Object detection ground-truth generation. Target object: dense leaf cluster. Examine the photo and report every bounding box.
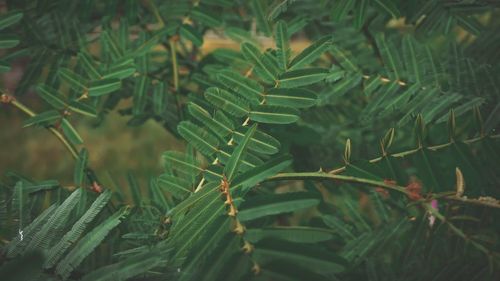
[1,1,499,281]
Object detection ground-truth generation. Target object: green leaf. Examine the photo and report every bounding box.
[204,164,224,182]
[6,204,58,257]
[81,249,165,281]
[354,0,368,29]
[289,36,331,70]
[369,190,389,223]
[216,70,263,103]
[162,151,202,175]
[153,82,166,115]
[102,64,136,80]
[238,192,320,221]
[24,180,60,193]
[265,88,316,108]
[101,30,122,60]
[74,148,88,186]
[331,0,354,22]
[217,146,263,172]
[0,10,23,30]
[253,240,346,274]
[178,121,220,157]
[402,35,421,84]
[44,190,112,269]
[133,28,173,57]
[12,181,26,229]
[375,34,402,80]
[15,48,49,95]
[249,105,300,124]
[168,183,223,247]
[56,208,130,280]
[22,110,60,127]
[233,126,280,155]
[0,60,10,72]
[245,226,334,243]
[37,84,67,110]
[127,172,142,207]
[373,0,400,18]
[26,189,82,252]
[0,35,20,48]
[251,0,272,36]
[88,78,121,97]
[322,215,356,241]
[61,118,83,145]
[187,103,232,139]
[171,182,220,219]
[275,20,290,71]
[148,177,170,211]
[225,27,258,45]
[241,42,279,82]
[205,87,250,117]
[77,52,101,80]
[68,100,97,118]
[133,75,149,115]
[277,68,328,88]
[456,14,482,36]
[232,154,291,191]
[191,8,221,27]
[180,24,203,47]
[157,174,192,198]
[224,124,257,181]
[268,0,296,21]
[178,218,231,281]
[59,68,88,92]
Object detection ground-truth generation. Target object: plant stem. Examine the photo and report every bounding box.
[147,0,165,28]
[423,202,491,256]
[1,93,78,159]
[170,40,179,92]
[169,39,184,122]
[269,172,409,195]
[269,171,500,209]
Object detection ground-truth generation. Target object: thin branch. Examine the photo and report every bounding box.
[269,171,500,209]
[423,202,493,256]
[1,93,78,159]
[269,172,410,195]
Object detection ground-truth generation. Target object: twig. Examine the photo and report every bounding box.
[269,171,500,210]
[268,172,410,195]
[1,92,78,159]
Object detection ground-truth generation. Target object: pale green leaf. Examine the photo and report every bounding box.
[289,36,332,70]
[61,118,83,145]
[277,68,328,88]
[88,78,121,97]
[249,105,299,124]
[205,87,250,117]
[178,121,220,157]
[224,124,257,181]
[265,88,316,108]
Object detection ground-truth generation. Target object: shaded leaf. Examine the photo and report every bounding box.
[238,192,320,221]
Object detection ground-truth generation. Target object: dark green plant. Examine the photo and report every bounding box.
[1,1,499,280]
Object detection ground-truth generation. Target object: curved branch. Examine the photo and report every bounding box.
[1,92,78,159]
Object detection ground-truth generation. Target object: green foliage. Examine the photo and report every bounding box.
[1,1,499,281]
